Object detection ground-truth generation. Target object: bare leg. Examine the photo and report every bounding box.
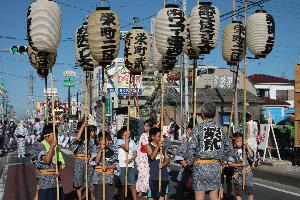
[76,187,83,200]
[195,191,205,200]
[236,196,242,200]
[33,184,39,200]
[129,185,137,200]
[248,194,254,200]
[90,187,95,200]
[209,190,219,200]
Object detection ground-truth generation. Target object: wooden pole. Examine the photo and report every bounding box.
[45,77,49,125]
[125,73,132,197]
[101,65,106,199]
[159,71,165,192]
[50,72,60,200]
[84,72,89,200]
[192,59,197,127]
[242,0,248,191]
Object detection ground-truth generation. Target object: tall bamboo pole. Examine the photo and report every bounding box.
[192,59,197,127]
[125,73,132,197]
[84,72,89,200]
[242,0,248,191]
[50,72,60,200]
[101,65,106,199]
[159,71,165,192]
[45,77,49,125]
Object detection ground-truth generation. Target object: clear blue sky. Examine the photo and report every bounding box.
[0,0,299,117]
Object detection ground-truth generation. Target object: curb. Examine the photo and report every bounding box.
[253,167,300,189]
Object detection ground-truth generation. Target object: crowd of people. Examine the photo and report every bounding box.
[1,102,261,200]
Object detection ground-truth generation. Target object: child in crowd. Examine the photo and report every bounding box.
[34,123,65,200]
[117,126,138,200]
[91,130,117,199]
[227,132,254,200]
[71,121,96,200]
[147,127,170,200]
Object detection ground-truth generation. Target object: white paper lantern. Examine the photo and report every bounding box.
[87,7,120,65]
[155,4,185,58]
[247,10,275,58]
[27,0,61,53]
[27,45,57,69]
[190,2,220,54]
[183,17,200,59]
[222,21,245,65]
[124,27,151,74]
[75,22,97,71]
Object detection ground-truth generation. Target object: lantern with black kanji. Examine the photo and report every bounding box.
[27,0,61,53]
[124,27,151,74]
[155,4,185,58]
[247,10,275,58]
[222,21,245,65]
[189,2,220,54]
[183,17,200,59]
[87,7,120,65]
[75,22,97,71]
[27,45,57,70]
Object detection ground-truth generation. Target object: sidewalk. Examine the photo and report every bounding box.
[253,159,300,189]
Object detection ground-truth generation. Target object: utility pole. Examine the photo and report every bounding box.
[183,0,190,130]
[28,71,35,120]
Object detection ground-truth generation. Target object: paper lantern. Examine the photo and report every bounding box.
[155,4,185,58]
[162,56,177,72]
[75,22,97,71]
[87,7,120,65]
[222,21,245,65]
[190,2,220,54]
[27,45,57,69]
[183,17,200,59]
[247,10,275,58]
[124,27,151,74]
[27,0,61,53]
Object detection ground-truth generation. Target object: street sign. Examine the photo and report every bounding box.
[63,70,76,77]
[105,96,111,116]
[63,71,76,87]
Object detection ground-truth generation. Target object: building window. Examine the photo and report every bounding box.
[276,90,288,101]
[258,89,270,98]
[288,90,294,100]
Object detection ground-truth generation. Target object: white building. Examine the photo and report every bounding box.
[248,74,295,107]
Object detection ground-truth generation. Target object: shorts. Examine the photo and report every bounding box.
[38,187,65,200]
[119,167,136,186]
[94,183,115,199]
[234,184,254,196]
[148,180,168,198]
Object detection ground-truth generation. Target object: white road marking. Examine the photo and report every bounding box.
[254,182,300,197]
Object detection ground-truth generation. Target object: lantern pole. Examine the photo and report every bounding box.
[192,59,197,127]
[242,0,248,191]
[50,71,60,200]
[45,76,49,125]
[101,64,106,199]
[125,73,132,198]
[159,70,165,193]
[84,71,89,200]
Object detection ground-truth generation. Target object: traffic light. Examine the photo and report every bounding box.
[10,46,28,54]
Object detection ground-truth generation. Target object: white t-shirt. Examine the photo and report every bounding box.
[117,139,137,168]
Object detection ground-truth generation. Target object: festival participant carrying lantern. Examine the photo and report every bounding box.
[87,6,120,199]
[247,10,275,58]
[75,22,97,71]
[189,2,220,54]
[124,26,150,196]
[27,0,61,199]
[27,0,61,53]
[222,21,245,65]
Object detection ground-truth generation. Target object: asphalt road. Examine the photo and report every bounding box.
[1,148,300,200]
